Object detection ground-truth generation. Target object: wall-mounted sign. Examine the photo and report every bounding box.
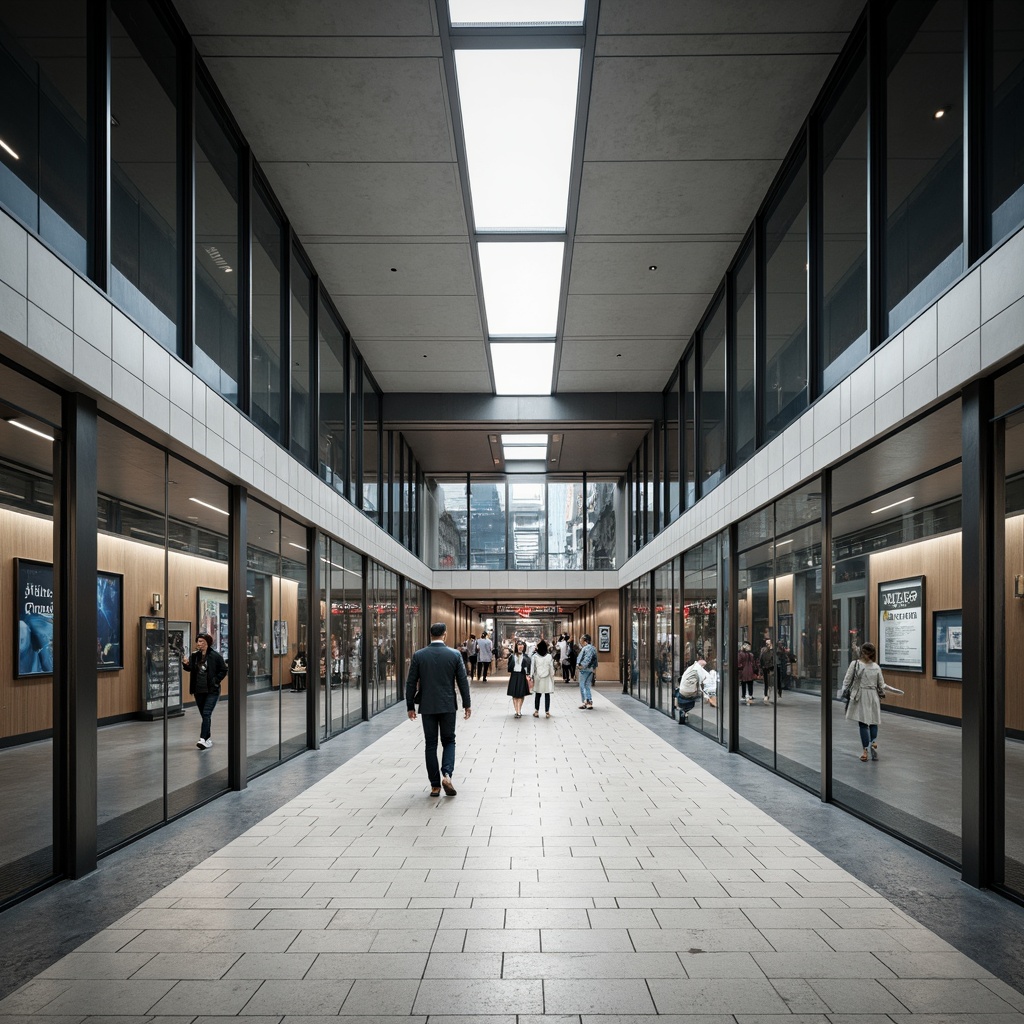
[877,575,925,672]
[598,624,611,652]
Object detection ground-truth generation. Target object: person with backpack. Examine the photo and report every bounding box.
[576,632,598,709]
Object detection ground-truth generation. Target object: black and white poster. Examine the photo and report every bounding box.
[15,559,54,677]
[877,575,925,672]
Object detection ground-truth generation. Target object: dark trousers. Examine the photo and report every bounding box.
[195,692,219,740]
[741,680,753,699]
[420,711,457,785]
[479,660,490,682]
[534,691,551,711]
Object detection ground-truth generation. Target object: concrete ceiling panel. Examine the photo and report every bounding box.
[370,370,493,397]
[202,56,451,162]
[342,296,482,339]
[557,369,673,392]
[586,53,837,162]
[564,293,711,339]
[304,241,476,298]
[569,240,739,297]
[259,162,466,239]
[575,160,779,237]
[598,0,863,36]
[355,338,487,372]
[173,0,436,37]
[558,338,684,370]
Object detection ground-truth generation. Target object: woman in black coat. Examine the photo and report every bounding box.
[182,631,228,749]
[506,639,532,718]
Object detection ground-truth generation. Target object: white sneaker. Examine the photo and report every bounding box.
[204,738,213,748]
[196,738,205,749]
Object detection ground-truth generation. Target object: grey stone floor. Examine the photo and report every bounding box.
[3,682,1024,1022]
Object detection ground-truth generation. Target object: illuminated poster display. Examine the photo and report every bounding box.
[877,575,925,672]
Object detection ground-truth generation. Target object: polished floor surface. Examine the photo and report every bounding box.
[3,682,1024,1021]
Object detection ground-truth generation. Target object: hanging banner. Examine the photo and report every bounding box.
[877,575,925,672]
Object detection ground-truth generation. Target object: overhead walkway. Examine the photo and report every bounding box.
[2,682,1024,1019]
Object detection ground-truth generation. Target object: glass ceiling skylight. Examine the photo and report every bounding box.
[478,241,563,336]
[449,0,585,27]
[455,48,580,231]
[491,342,555,396]
[501,433,549,460]
[502,434,547,445]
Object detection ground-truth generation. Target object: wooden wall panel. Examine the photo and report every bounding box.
[868,533,962,719]
[594,590,619,681]
[1,510,55,739]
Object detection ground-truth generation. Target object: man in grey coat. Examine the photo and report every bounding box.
[406,622,472,796]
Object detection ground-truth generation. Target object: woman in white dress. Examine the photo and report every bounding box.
[531,638,556,717]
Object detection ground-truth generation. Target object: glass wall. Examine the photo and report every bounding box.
[664,379,679,525]
[0,2,88,273]
[368,562,398,716]
[110,0,180,354]
[290,251,313,467]
[318,298,346,495]
[885,0,964,333]
[682,346,695,508]
[548,478,584,569]
[763,150,808,441]
[681,539,719,738]
[654,562,674,714]
[831,401,962,862]
[509,478,545,569]
[0,366,60,905]
[731,242,756,466]
[986,1,1024,248]
[821,48,868,390]
[251,185,284,443]
[435,479,468,569]
[321,538,362,736]
[403,579,425,693]
[194,82,241,407]
[586,478,618,569]
[362,369,380,518]
[699,294,726,493]
[470,478,505,569]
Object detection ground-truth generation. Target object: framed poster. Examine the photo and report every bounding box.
[97,571,124,671]
[139,617,187,715]
[272,619,288,655]
[197,587,229,658]
[877,575,925,672]
[598,624,611,652]
[933,609,962,681]
[14,558,54,678]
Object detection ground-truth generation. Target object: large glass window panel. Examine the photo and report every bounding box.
[986,1,1024,248]
[654,562,673,715]
[111,0,180,353]
[682,345,696,508]
[323,539,354,735]
[0,369,60,904]
[251,186,284,442]
[368,563,398,717]
[194,84,241,406]
[290,251,313,466]
[699,295,727,492]
[764,152,808,441]
[731,244,756,466]
[404,581,425,694]
[681,540,719,738]
[886,0,964,334]
[586,478,618,570]
[348,347,359,500]
[166,454,230,818]
[434,479,467,569]
[279,515,308,760]
[0,3,88,272]
[317,300,346,494]
[831,400,963,864]
[362,368,380,518]
[340,546,363,728]
[821,51,868,390]
[470,478,506,569]
[665,378,680,525]
[548,478,584,569]
[509,478,546,569]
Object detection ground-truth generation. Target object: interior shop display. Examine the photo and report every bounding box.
[97,570,124,670]
[272,619,288,655]
[139,616,187,718]
[197,587,229,658]
[933,608,963,681]
[877,575,925,672]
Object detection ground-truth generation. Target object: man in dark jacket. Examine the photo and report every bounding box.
[182,631,228,749]
[406,622,471,796]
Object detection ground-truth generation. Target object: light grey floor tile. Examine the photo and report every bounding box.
[338,979,419,1015]
[222,952,317,979]
[880,951,996,978]
[462,929,540,952]
[39,980,177,1016]
[679,951,765,978]
[504,951,686,979]
[503,908,590,929]
[239,980,352,1015]
[366,929,436,953]
[422,952,501,978]
[648,977,793,1014]
[879,978,1020,1013]
[131,952,241,979]
[540,928,633,952]
[631,927,774,952]
[806,978,910,1013]
[0,981,75,1015]
[38,952,156,980]
[543,977,656,1014]
[305,952,427,979]
[412,978,543,1015]
[753,951,895,978]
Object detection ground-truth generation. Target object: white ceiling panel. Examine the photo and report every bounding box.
[559,338,686,370]
[340,296,483,339]
[371,370,493,396]
[303,242,476,298]
[569,240,740,296]
[564,293,711,339]
[557,369,674,392]
[356,338,488,372]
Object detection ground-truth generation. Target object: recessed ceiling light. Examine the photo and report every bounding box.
[0,138,20,160]
[189,497,229,516]
[871,495,914,514]
[390,267,397,272]
[648,265,657,271]
[934,107,947,119]
[8,419,53,441]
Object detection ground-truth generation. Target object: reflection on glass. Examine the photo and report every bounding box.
[348,347,359,501]
[822,51,868,389]
[886,0,963,333]
[986,1,1024,248]
[731,244,756,466]
[682,540,718,738]
[508,479,546,569]
[548,478,584,569]
[111,0,180,353]
[764,153,808,441]
[435,479,468,569]
[362,369,380,517]
[654,562,673,714]
[683,346,695,508]
[665,382,679,525]
[699,295,726,491]
[470,479,506,569]
[290,252,312,465]
[586,479,617,569]
[318,300,346,494]
[368,562,398,717]
[0,2,88,272]
[194,84,241,405]
[252,187,284,442]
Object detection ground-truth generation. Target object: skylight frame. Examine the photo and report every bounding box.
[448,0,585,28]
[491,342,555,395]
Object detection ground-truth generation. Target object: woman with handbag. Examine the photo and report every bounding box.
[506,639,532,719]
[530,638,556,717]
[841,641,887,762]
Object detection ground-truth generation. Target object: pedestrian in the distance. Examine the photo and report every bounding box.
[506,639,531,718]
[737,641,756,705]
[841,641,887,762]
[531,638,556,717]
[406,622,471,796]
[476,631,493,682]
[576,632,598,709]
[182,632,227,749]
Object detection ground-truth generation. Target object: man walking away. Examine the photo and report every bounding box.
[476,631,493,682]
[406,622,471,796]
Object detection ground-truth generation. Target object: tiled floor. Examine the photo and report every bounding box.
[3,683,1024,1021]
